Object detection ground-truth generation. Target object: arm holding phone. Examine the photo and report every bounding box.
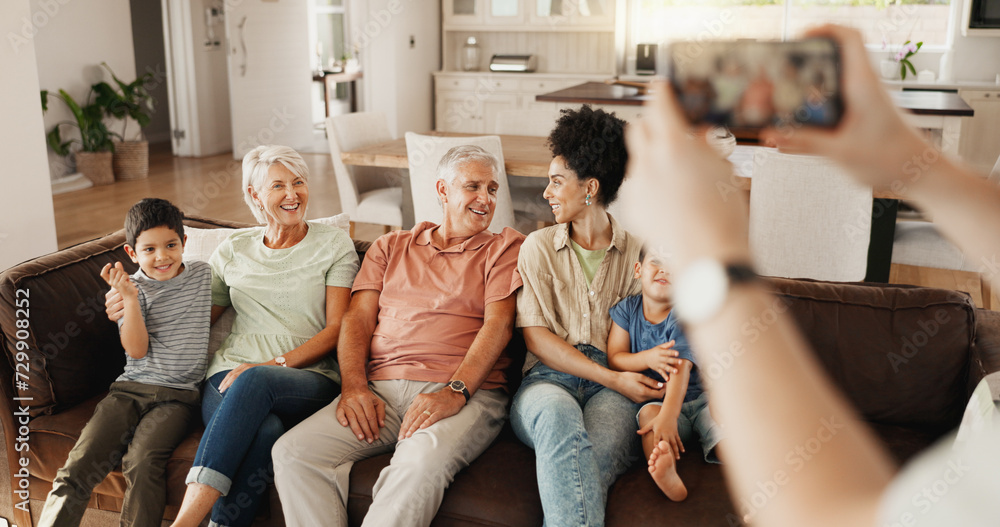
[625,25,1000,527]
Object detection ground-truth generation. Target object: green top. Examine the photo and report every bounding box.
[207,222,359,383]
[570,239,608,286]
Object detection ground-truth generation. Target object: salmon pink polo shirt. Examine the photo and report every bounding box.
[351,222,525,390]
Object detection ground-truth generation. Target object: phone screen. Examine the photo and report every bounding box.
[668,39,843,130]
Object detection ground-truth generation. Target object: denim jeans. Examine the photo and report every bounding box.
[510,345,639,527]
[187,366,339,527]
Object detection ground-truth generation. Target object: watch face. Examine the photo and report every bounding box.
[449,380,466,391]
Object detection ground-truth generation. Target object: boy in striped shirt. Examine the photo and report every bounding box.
[39,198,212,527]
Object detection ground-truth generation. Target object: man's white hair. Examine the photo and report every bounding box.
[436,145,502,185]
[242,145,310,224]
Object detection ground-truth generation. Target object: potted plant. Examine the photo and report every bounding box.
[93,62,156,181]
[41,87,119,186]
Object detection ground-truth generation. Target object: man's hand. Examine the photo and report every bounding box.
[336,386,387,444]
[398,389,466,441]
[639,341,682,381]
[615,372,666,403]
[639,409,684,461]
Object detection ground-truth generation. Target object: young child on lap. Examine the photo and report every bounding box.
[39,198,212,527]
[607,247,723,501]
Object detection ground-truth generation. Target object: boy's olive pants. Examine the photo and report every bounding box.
[38,381,200,527]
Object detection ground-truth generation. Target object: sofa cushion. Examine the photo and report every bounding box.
[765,278,977,434]
[0,233,134,417]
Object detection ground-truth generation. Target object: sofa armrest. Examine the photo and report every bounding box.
[973,309,1000,377]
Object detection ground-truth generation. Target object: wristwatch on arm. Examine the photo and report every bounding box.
[275,356,288,367]
[673,259,759,325]
[447,379,471,403]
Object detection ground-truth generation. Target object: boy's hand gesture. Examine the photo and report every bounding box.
[639,408,684,461]
[100,262,137,298]
[640,341,681,381]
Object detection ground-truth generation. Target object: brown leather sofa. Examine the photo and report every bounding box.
[2,215,999,527]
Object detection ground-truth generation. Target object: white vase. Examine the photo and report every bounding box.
[880,59,899,80]
[938,49,955,83]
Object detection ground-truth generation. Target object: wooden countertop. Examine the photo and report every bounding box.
[887,90,974,116]
[537,81,975,117]
[535,82,649,106]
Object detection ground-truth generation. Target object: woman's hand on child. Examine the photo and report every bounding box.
[615,372,667,403]
[641,341,681,381]
[639,410,684,461]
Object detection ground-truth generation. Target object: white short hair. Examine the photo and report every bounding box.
[242,145,310,223]
[436,145,502,185]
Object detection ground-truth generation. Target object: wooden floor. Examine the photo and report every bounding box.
[53,143,997,310]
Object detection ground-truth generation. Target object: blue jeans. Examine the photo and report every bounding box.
[510,345,639,527]
[187,367,339,527]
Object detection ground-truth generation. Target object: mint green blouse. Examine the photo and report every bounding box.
[207,222,359,383]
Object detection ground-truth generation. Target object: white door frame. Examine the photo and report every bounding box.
[161,0,201,157]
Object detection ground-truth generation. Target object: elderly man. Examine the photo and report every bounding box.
[272,145,525,526]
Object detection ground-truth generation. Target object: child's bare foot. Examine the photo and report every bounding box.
[648,440,688,501]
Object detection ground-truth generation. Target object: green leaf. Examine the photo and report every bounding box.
[41,90,48,112]
[900,63,907,80]
[57,89,87,130]
[46,126,69,156]
[906,60,916,76]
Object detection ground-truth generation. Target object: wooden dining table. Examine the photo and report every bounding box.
[340,132,554,179]
[341,133,902,281]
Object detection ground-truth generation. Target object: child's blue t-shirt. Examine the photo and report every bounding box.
[609,294,703,402]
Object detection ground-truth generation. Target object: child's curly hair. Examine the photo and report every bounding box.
[547,105,628,207]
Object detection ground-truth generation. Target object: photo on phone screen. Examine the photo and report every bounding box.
[668,39,843,129]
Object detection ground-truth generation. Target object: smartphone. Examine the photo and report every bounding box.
[667,38,843,130]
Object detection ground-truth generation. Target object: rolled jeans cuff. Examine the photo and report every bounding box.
[185,465,232,496]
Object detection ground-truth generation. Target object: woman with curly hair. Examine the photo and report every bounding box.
[511,106,680,526]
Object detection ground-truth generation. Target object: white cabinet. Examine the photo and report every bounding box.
[444,0,614,30]
[435,73,603,132]
[435,76,520,133]
[530,0,615,29]
[958,89,1000,174]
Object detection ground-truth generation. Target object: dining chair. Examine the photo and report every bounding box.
[403,132,518,233]
[326,112,404,237]
[748,149,874,282]
[890,154,1000,308]
[494,109,562,225]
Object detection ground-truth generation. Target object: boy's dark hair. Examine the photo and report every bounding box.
[638,244,648,264]
[547,105,628,207]
[124,198,185,249]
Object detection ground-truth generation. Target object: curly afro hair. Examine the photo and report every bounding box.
[547,105,628,207]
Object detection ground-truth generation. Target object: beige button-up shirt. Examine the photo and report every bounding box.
[516,214,641,375]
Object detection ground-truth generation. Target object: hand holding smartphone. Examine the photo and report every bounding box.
[668,38,843,130]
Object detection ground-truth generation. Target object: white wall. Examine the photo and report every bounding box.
[32,0,137,180]
[351,0,441,137]
[1,0,59,269]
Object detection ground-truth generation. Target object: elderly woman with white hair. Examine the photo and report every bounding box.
[166,145,360,526]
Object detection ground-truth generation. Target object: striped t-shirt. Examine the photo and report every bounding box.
[116,260,212,391]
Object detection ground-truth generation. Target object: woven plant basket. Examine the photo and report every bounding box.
[113,140,149,181]
[75,151,114,186]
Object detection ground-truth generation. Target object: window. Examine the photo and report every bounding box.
[630,0,952,55]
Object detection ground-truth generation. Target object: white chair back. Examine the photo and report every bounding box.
[404,133,517,233]
[749,150,873,282]
[494,109,563,137]
[326,112,403,219]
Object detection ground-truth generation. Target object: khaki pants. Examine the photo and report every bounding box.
[272,379,508,527]
[38,381,200,527]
